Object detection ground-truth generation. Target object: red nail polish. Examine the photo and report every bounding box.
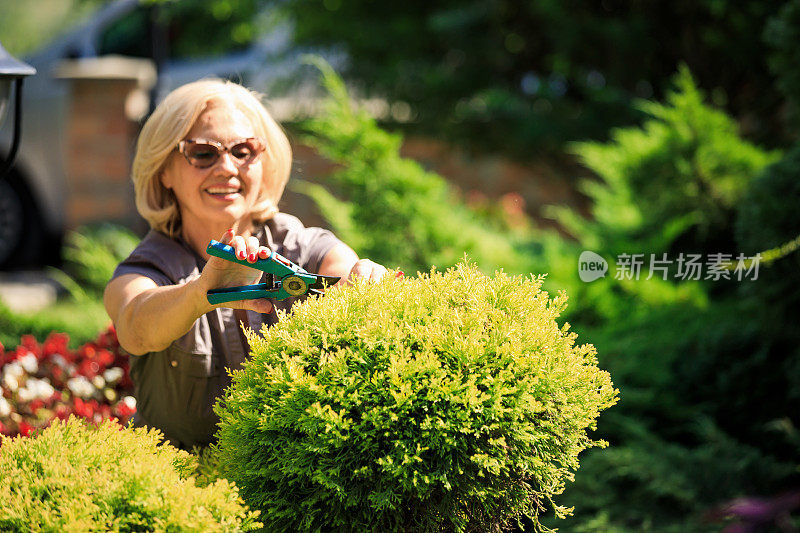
[249,254,256,261]
[238,251,246,259]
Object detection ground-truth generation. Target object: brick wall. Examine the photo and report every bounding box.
[65,78,139,229]
[56,56,154,233]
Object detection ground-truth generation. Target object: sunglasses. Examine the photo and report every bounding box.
[177,137,266,169]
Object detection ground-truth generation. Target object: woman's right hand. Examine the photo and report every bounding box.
[105,228,273,355]
[198,228,274,314]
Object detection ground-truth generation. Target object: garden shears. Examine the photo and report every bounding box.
[205,240,340,305]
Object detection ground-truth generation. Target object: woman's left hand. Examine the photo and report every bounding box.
[318,243,390,287]
[341,258,388,285]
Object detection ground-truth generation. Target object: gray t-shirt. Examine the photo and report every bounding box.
[111,213,342,449]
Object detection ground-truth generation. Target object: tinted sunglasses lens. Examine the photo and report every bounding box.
[185,142,220,168]
[230,141,257,162]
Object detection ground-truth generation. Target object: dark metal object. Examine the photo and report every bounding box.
[0,42,36,180]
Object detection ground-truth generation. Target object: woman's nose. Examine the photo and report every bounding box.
[215,151,239,174]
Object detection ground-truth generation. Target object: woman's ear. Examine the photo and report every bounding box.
[159,169,173,190]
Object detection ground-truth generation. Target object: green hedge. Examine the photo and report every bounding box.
[215,263,617,532]
[0,417,260,532]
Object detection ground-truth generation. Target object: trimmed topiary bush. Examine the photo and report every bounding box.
[0,416,260,532]
[215,263,618,532]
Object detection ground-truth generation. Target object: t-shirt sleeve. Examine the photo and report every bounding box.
[274,214,344,273]
[112,259,172,287]
[110,232,176,287]
[298,226,343,273]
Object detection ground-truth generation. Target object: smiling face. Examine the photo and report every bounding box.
[161,100,265,236]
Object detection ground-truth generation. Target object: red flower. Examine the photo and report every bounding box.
[96,349,114,368]
[50,366,64,387]
[82,345,96,359]
[43,332,70,359]
[20,335,41,358]
[18,421,33,436]
[54,404,71,421]
[28,399,44,413]
[78,360,100,378]
[114,399,136,421]
[73,397,95,418]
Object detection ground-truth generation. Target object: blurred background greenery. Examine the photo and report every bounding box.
[1,0,799,530]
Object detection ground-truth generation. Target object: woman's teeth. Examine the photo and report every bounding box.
[206,187,240,194]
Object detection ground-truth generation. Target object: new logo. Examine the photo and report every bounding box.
[578,251,608,282]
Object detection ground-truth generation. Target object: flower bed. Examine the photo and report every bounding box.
[0,326,135,438]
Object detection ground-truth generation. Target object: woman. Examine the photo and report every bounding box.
[104,79,386,449]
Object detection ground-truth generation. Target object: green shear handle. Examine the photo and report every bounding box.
[205,240,339,304]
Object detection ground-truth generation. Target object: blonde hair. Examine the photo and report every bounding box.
[132,79,292,237]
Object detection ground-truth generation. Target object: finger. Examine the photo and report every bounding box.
[222,297,273,314]
[245,298,273,314]
[257,246,270,260]
[350,260,376,282]
[220,227,235,244]
[371,264,388,281]
[231,235,247,260]
[245,236,260,263]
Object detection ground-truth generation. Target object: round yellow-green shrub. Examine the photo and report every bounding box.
[215,263,618,532]
[0,416,260,532]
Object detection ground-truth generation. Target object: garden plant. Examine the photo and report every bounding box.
[0,416,260,532]
[215,263,618,532]
[294,57,535,277]
[0,327,134,437]
[0,223,140,349]
[290,59,800,530]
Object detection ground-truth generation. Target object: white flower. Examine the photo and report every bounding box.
[26,378,55,400]
[0,397,11,417]
[3,361,24,378]
[18,387,34,402]
[50,354,77,376]
[92,375,105,390]
[122,396,136,409]
[18,352,38,374]
[67,376,95,398]
[2,361,24,392]
[103,367,124,384]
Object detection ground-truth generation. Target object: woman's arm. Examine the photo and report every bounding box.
[105,229,273,355]
[107,239,388,355]
[104,274,212,355]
